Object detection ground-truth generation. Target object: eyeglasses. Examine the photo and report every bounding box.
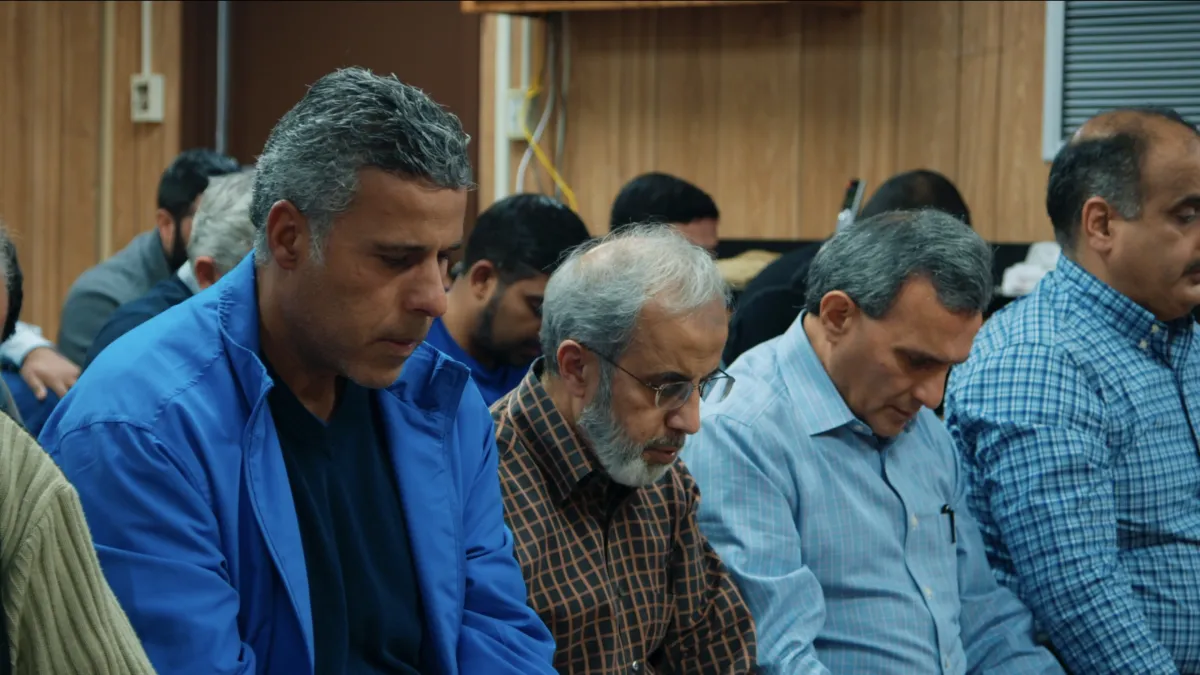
[579,343,735,411]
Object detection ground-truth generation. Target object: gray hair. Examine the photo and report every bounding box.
[251,67,473,265]
[189,168,257,274]
[804,209,993,318]
[540,223,730,375]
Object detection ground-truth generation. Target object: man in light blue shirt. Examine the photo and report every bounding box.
[946,107,1200,674]
[687,209,1062,675]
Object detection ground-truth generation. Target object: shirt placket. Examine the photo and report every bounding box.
[881,446,954,675]
[600,482,639,673]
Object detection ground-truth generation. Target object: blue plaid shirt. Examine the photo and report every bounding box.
[687,314,1061,675]
[946,256,1200,674]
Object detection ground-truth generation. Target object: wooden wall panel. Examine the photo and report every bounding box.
[0,1,182,340]
[995,0,1050,243]
[713,5,803,241]
[652,8,723,204]
[855,1,903,209]
[562,11,626,228]
[482,0,1053,244]
[956,0,1003,241]
[798,7,861,239]
[894,1,962,179]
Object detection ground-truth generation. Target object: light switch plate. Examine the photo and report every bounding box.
[131,73,165,123]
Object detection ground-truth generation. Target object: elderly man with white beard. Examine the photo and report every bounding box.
[491,223,758,675]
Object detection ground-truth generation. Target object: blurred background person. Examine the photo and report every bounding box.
[428,193,592,405]
[83,168,257,369]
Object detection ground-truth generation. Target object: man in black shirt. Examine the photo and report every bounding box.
[264,358,425,673]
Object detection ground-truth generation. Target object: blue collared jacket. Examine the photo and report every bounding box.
[38,255,557,675]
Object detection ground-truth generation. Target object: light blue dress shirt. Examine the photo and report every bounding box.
[945,256,1200,674]
[686,313,1062,675]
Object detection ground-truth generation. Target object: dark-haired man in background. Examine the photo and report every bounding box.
[428,194,591,405]
[723,169,971,365]
[56,148,240,365]
[610,172,720,253]
[946,107,1200,674]
[83,169,257,369]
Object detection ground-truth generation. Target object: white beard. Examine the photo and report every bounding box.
[576,374,678,488]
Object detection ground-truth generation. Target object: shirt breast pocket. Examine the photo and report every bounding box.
[910,506,961,606]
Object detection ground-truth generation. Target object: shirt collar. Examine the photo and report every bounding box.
[503,358,602,504]
[777,312,862,436]
[1053,256,1194,361]
[176,261,202,295]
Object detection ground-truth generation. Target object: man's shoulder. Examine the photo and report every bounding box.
[66,232,160,302]
[51,293,235,440]
[106,280,186,328]
[972,274,1087,360]
[63,258,123,306]
[707,343,792,426]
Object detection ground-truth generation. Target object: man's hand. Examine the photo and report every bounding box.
[21,346,80,400]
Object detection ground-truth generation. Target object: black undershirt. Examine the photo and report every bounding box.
[264,361,424,674]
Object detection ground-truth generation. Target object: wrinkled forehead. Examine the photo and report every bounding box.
[621,300,728,374]
[867,280,982,363]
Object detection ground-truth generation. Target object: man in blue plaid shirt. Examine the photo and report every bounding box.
[946,107,1200,674]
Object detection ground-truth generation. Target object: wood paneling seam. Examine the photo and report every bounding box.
[98,0,116,261]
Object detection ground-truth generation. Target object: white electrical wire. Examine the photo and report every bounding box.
[141,0,153,75]
[515,20,557,194]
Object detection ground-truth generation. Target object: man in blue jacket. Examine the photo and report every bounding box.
[39,67,557,675]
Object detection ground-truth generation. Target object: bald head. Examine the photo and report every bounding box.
[1072,107,1195,143]
[1047,107,1199,250]
[1047,106,1200,322]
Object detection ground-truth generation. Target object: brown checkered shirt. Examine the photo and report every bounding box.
[492,362,757,675]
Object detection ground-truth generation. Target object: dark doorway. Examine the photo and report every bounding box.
[182,1,482,228]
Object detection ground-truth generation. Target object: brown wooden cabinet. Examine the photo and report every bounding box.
[461,1,859,14]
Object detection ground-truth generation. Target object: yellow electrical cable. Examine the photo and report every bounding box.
[520,33,578,213]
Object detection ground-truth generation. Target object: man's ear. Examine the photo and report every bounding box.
[817,291,858,340]
[555,340,590,399]
[467,260,500,301]
[1079,196,1117,255]
[263,200,308,270]
[192,256,218,290]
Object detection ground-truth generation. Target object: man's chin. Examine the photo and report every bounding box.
[605,456,674,488]
[345,359,409,390]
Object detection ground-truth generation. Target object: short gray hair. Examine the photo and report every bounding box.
[540,223,730,375]
[805,209,993,318]
[189,168,256,274]
[251,67,473,265]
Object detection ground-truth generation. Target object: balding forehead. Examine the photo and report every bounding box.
[1073,110,1191,144]
[577,238,624,267]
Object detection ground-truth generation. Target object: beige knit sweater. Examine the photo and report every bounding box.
[0,415,156,674]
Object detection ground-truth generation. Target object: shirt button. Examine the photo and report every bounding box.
[924,586,934,599]
[944,655,951,669]
[631,661,641,673]
[910,515,919,529]
[1151,325,1160,335]
[1139,339,1149,350]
